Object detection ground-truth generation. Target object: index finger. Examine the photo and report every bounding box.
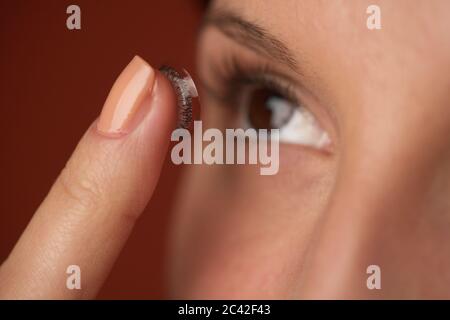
[0,56,177,299]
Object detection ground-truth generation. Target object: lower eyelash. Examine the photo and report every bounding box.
[159,66,198,129]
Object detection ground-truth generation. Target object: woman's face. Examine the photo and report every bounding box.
[168,0,450,298]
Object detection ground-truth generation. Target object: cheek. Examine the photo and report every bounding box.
[167,146,336,298]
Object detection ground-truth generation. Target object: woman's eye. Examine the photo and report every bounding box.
[242,87,331,150]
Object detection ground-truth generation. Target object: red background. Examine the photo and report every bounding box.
[0,0,204,298]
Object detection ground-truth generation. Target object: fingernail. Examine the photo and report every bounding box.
[97,55,155,136]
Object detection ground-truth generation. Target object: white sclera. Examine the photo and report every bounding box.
[267,96,331,149]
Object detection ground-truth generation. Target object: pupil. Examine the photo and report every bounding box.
[247,88,277,129]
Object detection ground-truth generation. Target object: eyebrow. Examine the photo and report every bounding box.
[201,9,300,73]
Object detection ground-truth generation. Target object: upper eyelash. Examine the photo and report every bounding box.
[209,54,301,108]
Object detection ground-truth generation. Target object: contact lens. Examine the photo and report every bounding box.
[159,66,198,129]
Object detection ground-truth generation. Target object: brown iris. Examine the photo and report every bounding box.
[246,88,293,130]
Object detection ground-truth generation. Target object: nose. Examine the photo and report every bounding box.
[296,103,450,299]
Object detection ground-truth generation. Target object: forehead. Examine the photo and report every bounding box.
[211,0,450,64]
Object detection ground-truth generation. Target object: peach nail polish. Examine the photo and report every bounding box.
[97,55,155,136]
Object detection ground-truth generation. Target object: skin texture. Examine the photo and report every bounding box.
[168,0,450,298]
[1,1,449,300]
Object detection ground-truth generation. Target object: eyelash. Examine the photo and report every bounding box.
[209,54,301,109]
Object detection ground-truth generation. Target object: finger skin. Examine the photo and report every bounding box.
[0,71,177,299]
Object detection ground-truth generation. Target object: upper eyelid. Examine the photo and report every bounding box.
[199,50,302,108]
[197,25,316,105]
